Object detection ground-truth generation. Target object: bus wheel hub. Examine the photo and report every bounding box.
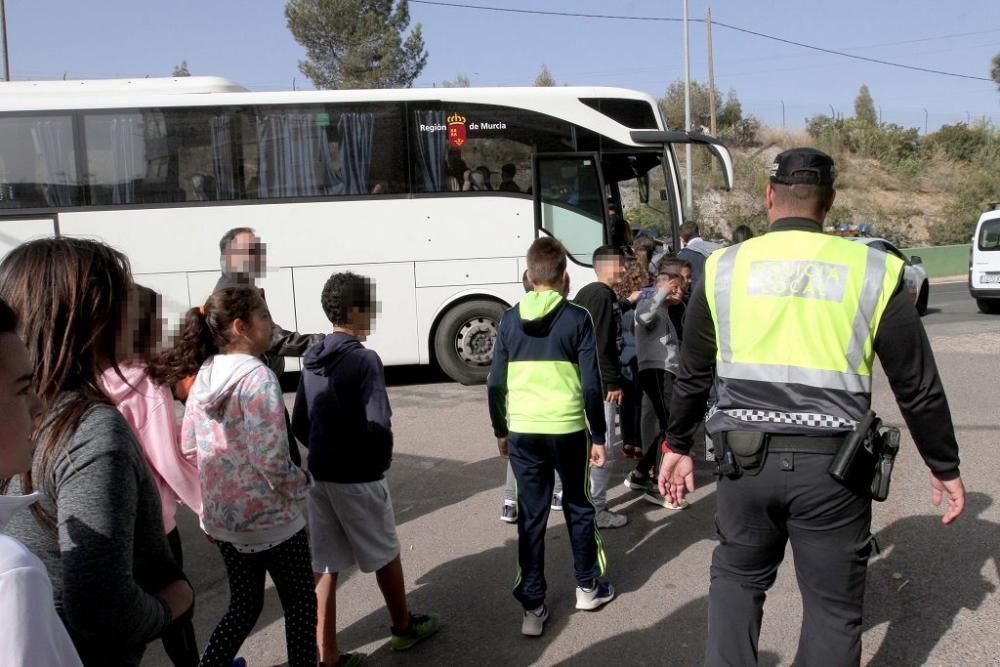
[456,317,496,365]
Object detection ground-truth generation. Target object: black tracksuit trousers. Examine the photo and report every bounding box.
[508,430,604,610]
[708,450,874,666]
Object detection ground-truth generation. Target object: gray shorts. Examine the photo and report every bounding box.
[307,479,399,574]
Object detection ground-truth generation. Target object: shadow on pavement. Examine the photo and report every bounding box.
[863,491,998,665]
[547,595,782,667]
[334,459,721,665]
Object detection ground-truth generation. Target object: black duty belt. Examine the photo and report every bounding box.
[767,434,843,454]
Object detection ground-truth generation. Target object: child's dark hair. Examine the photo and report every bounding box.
[150,286,267,388]
[592,245,625,264]
[131,284,161,361]
[0,297,16,335]
[656,255,691,275]
[321,272,375,326]
[0,237,132,526]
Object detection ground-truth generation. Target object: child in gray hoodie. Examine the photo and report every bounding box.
[624,269,688,509]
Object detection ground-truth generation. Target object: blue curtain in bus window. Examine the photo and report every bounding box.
[338,112,374,195]
[110,117,142,204]
[210,116,238,200]
[256,113,339,198]
[29,120,76,207]
[414,110,446,192]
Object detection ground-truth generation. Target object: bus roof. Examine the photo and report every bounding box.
[0,76,249,97]
[0,78,666,146]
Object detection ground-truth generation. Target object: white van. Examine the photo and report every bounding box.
[970,204,1000,314]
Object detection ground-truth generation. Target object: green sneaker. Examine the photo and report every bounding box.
[333,653,365,667]
[389,612,440,651]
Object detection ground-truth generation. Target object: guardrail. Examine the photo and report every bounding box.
[901,244,970,279]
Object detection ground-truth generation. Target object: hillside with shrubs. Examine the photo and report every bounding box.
[627,82,999,249]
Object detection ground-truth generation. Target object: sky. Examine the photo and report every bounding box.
[3,0,999,132]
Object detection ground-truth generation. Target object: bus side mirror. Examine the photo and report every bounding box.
[910,255,922,265]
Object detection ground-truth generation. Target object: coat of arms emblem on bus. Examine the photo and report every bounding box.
[447,113,467,148]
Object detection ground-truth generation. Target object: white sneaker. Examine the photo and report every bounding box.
[521,604,549,636]
[594,509,627,529]
[500,500,517,524]
[550,491,563,511]
[575,581,615,610]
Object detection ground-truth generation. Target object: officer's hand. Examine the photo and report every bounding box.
[657,451,695,506]
[590,444,607,468]
[606,390,624,405]
[930,473,965,525]
[497,437,509,458]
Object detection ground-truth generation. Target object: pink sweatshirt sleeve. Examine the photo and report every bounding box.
[140,395,203,518]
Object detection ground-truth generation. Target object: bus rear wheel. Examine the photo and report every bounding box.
[434,300,507,385]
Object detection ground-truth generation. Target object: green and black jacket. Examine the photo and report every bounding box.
[488,290,607,444]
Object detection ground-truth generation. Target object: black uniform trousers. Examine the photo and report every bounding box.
[709,450,874,666]
[508,430,604,610]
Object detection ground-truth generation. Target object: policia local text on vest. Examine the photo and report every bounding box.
[658,148,964,666]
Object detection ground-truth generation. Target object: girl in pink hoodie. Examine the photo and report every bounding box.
[101,284,202,667]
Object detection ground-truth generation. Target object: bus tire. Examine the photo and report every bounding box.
[434,300,507,385]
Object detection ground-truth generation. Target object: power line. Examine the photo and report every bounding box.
[410,0,994,83]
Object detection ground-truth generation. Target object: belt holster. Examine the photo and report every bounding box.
[715,431,769,479]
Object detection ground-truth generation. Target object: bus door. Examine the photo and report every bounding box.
[0,214,58,259]
[532,153,608,267]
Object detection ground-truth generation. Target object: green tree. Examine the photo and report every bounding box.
[992,52,1000,92]
[717,90,743,129]
[659,80,721,131]
[285,0,427,89]
[534,65,556,87]
[442,73,470,88]
[854,84,877,125]
[172,60,191,77]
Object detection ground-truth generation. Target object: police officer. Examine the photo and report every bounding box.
[657,148,965,665]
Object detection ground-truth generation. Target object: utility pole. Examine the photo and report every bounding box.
[1,0,10,82]
[781,100,786,129]
[923,108,928,135]
[682,0,692,212]
[706,7,716,136]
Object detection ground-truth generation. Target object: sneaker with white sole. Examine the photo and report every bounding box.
[575,581,615,610]
[594,509,627,528]
[521,604,549,636]
[500,501,517,523]
[623,471,654,492]
[642,490,689,510]
[550,491,563,512]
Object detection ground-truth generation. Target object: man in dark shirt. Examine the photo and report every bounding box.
[498,163,522,193]
[214,227,324,465]
[657,148,965,665]
[573,245,628,529]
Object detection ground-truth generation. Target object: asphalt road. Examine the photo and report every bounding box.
[145,284,999,667]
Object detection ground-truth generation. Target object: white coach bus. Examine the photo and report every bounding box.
[0,77,732,383]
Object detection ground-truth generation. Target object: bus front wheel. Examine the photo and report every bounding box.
[434,300,507,385]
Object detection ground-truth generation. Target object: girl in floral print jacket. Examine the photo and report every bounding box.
[175,286,316,667]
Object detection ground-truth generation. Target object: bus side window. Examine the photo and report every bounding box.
[0,115,80,209]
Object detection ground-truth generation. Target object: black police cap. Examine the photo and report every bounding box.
[769,147,836,186]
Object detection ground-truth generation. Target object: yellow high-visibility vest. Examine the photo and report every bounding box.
[704,229,904,434]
